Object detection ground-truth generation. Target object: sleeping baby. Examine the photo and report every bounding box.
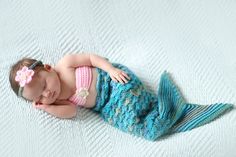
[9,53,233,141]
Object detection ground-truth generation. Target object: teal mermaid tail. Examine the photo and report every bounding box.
[157,72,233,134]
[92,63,233,141]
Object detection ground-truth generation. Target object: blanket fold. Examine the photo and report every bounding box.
[92,63,233,141]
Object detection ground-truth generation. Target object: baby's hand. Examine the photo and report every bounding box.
[32,102,50,110]
[108,67,130,84]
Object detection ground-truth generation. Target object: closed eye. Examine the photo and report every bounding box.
[36,82,46,102]
[43,83,46,90]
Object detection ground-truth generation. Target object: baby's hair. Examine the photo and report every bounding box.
[9,58,46,101]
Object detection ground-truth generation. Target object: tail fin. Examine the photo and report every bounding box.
[171,103,233,133]
[157,71,234,134]
[157,71,187,120]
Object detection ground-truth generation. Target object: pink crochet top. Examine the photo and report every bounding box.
[68,66,93,106]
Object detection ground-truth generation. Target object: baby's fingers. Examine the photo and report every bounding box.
[32,102,44,109]
[111,76,118,83]
[32,102,37,108]
[119,74,128,83]
[111,75,124,84]
[116,74,125,84]
[122,72,130,80]
[33,103,41,109]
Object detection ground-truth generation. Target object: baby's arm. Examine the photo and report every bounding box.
[33,100,77,119]
[58,53,130,84]
[59,53,114,72]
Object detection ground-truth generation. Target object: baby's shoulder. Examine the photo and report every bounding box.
[54,60,74,75]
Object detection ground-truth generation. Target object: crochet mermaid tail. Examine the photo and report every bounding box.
[157,72,233,135]
[92,63,233,141]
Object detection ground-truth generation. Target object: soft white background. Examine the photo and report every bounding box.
[0,0,236,156]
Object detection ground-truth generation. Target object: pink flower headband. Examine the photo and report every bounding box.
[15,66,35,87]
[15,60,43,97]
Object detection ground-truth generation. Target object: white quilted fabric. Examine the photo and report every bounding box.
[0,0,236,157]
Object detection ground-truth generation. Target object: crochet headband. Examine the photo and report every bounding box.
[15,60,43,98]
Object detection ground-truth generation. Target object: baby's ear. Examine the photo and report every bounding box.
[44,64,52,72]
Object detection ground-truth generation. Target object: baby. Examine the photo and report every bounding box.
[9,53,130,118]
[9,53,233,141]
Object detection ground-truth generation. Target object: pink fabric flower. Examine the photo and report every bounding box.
[15,66,35,87]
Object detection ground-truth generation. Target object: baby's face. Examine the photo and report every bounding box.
[22,67,61,105]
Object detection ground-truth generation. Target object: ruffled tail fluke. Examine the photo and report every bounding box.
[158,71,233,135]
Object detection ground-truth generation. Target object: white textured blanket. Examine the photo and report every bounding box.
[0,0,235,157]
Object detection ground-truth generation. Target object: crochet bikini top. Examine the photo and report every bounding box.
[68,66,93,106]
